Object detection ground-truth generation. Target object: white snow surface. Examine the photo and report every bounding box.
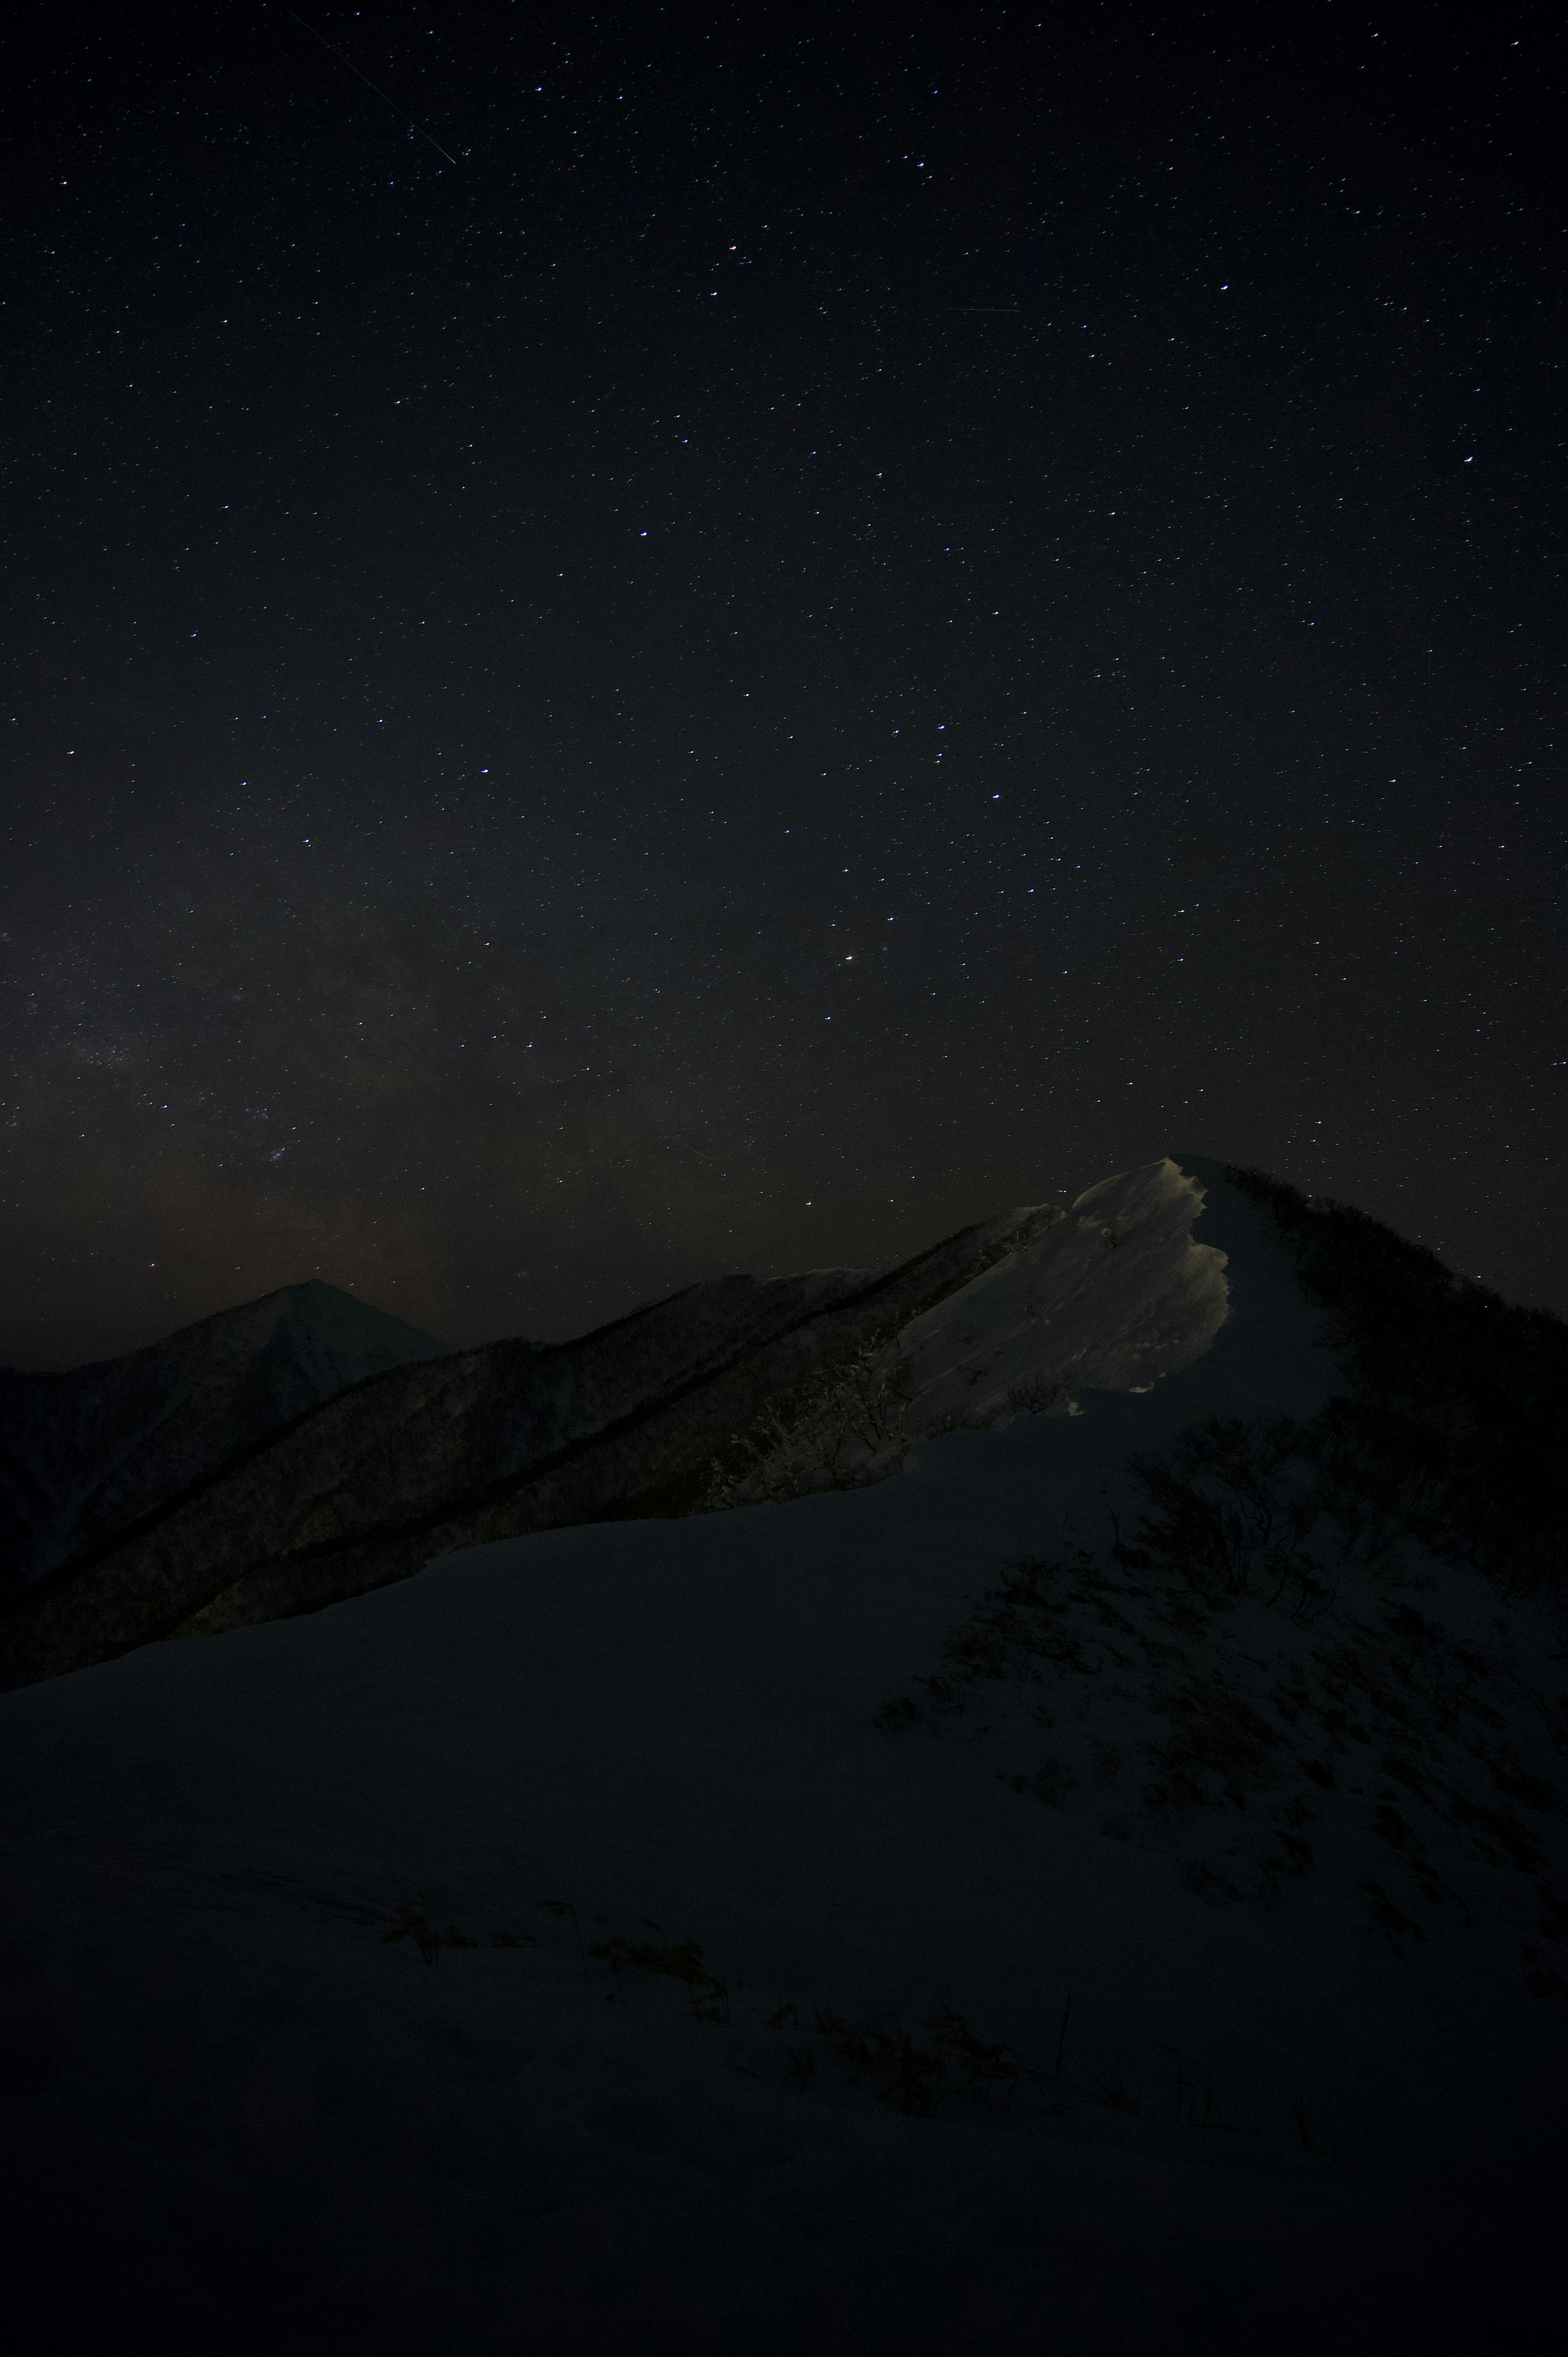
[900,1155,1231,1429]
[1,1159,1561,2353]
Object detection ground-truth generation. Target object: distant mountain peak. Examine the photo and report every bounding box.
[0,1281,443,1595]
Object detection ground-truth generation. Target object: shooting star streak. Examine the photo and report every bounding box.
[290,11,460,167]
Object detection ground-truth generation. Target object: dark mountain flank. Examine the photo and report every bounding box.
[0,1282,441,1597]
[4,1160,1564,1703]
[0,1204,1059,1692]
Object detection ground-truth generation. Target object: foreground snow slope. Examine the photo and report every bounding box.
[1,1157,1561,2354]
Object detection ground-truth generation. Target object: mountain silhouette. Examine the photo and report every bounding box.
[1,1155,1563,2349]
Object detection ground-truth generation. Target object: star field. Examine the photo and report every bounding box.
[2,3,1563,1364]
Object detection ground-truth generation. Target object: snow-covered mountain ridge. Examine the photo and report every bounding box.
[706,1157,1249,1507]
[1,1154,1563,2350]
[0,1166,1251,1692]
[0,1204,1039,1683]
[4,1149,1562,1695]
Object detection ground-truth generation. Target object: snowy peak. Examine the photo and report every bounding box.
[902,1157,1229,1429]
[709,1157,1334,1510]
[212,1280,445,1432]
[0,1282,443,1592]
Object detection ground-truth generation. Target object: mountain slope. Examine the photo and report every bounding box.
[0,1153,1561,2353]
[0,1202,1064,1690]
[0,1281,443,1595]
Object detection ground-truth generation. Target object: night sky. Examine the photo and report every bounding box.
[4,3,1563,1369]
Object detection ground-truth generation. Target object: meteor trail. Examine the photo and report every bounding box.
[290,11,459,167]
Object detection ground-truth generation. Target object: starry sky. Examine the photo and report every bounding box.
[3,2,1563,1368]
